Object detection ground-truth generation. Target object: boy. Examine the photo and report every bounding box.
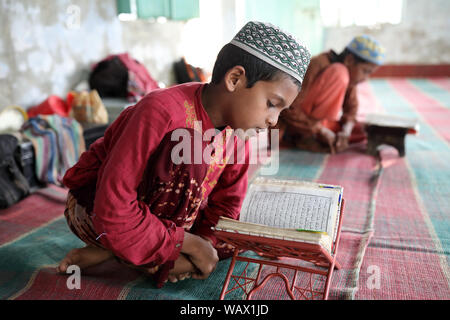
[57,21,311,286]
[279,35,385,153]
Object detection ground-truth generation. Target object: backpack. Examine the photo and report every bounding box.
[89,56,129,99]
[0,134,30,209]
[89,53,159,102]
[173,57,207,84]
[15,140,42,191]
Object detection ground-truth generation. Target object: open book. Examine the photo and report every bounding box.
[214,177,343,254]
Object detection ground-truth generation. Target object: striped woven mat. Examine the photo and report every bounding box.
[0,78,449,300]
[257,78,450,300]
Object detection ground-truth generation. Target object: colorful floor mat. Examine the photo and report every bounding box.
[353,78,450,299]
[0,78,449,300]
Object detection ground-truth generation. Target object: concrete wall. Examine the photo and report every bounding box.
[1,0,449,112]
[0,0,185,111]
[121,20,185,87]
[0,0,124,110]
[322,0,450,64]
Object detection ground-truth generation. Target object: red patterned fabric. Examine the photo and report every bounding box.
[63,83,249,269]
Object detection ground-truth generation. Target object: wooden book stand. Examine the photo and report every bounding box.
[366,125,409,157]
[364,114,419,157]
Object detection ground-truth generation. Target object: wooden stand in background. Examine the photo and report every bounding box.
[366,125,409,157]
[364,114,419,157]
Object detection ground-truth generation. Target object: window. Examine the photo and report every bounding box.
[116,0,199,21]
[320,0,403,27]
[244,0,324,55]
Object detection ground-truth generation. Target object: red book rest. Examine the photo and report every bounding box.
[215,199,345,300]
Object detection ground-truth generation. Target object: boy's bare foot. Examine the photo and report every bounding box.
[57,245,114,274]
[119,260,160,275]
[167,254,197,283]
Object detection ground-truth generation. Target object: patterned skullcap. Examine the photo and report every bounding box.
[230,21,311,85]
[346,35,386,65]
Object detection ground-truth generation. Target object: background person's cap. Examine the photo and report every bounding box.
[346,35,386,65]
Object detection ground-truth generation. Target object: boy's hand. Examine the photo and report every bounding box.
[181,232,219,280]
[335,132,349,153]
[167,254,196,283]
[318,127,336,154]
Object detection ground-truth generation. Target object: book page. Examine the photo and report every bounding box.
[239,179,342,236]
[242,191,331,232]
[364,113,419,132]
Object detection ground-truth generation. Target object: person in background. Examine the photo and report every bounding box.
[278,35,385,153]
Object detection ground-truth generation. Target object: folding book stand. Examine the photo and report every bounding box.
[215,200,344,300]
[366,125,410,157]
[364,115,418,158]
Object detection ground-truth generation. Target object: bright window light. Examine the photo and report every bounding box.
[181,0,225,72]
[320,0,403,27]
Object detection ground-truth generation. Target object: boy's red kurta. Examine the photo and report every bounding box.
[63,83,250,267]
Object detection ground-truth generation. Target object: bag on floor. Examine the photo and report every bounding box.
[0,134,30,208]
[89,53,159,102]
[21,115,85,186]
[26,95,70,118]
[88,56,129,98]
[174,57,207,84]
[68,90,108,125]
[15,140,42,191]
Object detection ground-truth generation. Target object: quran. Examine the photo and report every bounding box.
[214,177,343,254]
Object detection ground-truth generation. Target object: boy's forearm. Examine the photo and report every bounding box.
[181,231,202,256]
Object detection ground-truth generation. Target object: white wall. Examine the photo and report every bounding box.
[322,0,450,64]
[121,19,185,87]
[1,0,449,112]
[0,0,233,111]
[0,0,123,110]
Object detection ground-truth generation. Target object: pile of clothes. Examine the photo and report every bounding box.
[0,53,161,209]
